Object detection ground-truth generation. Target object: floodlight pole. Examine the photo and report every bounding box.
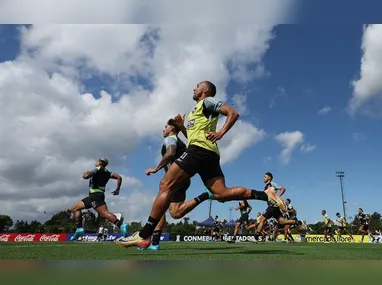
[229,207,233,221]
[208,200,212,217]
[336,171,347,221]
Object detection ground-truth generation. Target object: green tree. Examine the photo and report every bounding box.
[0,215,13,232]
[13,220,29,233]
[307,222,325,234]
[370,212,381,230]
[128,222,142,233]
[29,220,42,233]
[84,211,97,232]
[44,209,74,233]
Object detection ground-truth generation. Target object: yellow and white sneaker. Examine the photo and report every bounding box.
[115,231,151,249]
[265,187,287,212]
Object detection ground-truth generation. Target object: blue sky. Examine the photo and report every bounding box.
[1,24,381,225]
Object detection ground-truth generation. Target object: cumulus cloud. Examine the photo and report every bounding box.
[218,120,266,165]
[318,106,331,115]
[274,131,304,164]
[0,0,297,24]
[349,24,382,116]
[0,2,297,222]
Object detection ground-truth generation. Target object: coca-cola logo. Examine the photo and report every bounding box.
[14,234,36,242]
[0,234,11,242]
[39,234,60,242]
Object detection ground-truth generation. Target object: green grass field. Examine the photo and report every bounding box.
[1,242,382,284]
[1,241,382,260]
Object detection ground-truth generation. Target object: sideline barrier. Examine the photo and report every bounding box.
[0,233,170,242]
[172,234,258,242]
[171,234,382,243]
[303,234,378,243]
[66,233,169,242]
[0,233,67,242]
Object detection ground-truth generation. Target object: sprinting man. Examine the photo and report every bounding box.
[356,208,375,243]
[335,212,355,242]
[139,119,213,250]
[96,225,104,242]
[116,81,285,248]
[227,200,252,243]
[250,173,301,243]
[103,226,108,241]
[283,198,297,243]
[70,158,128,241]
[321,210,335,242]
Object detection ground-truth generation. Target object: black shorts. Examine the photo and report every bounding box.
[82,192,106,209]
[325,227,333,234]
[361,224,369,231]
[238,213,249,225]
[175,145,224,184]
[171,179,191,203]
[339,226,348,232]
[262,206,282,220]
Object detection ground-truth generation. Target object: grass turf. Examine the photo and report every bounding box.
[1,241,382,260]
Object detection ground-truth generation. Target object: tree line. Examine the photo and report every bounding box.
[0,211,381,235]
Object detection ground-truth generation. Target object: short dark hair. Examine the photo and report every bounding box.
[359,208,363,212]
[167,119,180,133]
[286,198,291,203]
[204,81,216,97]
[265,172,273,180]
[336,212,340,216]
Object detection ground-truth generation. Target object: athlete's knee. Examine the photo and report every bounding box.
[71,205,81,212]
[169,211,183,219]
[169,208,183,219]
[159,178,175,193]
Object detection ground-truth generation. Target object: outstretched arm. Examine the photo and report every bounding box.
[146,136,177,175]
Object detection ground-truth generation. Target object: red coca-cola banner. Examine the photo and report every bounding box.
[0,233,67,242]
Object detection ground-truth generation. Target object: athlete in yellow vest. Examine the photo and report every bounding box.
[116,81,285,248]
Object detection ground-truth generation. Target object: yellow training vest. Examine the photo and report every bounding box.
[186,99,220,155]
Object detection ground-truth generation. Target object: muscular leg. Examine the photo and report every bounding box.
[95,204,124,228]
[255,216,267,235]
[360,226,367,241]
[96,203,128,238]
[150,214,166,247]
[71,201,86,228]
[139,164,190,239]
[227,222,241,243]
[168,198,207,219]
[246,223,258,231]
[206,176,269,202]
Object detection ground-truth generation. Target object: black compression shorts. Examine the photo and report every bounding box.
[175,145,224,184]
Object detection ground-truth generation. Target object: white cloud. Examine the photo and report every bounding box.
[218,120,266,165]
[232,93,248,115]
[300,143,316,153]
[275,131,304,164]
[0,2,296,222]
[349,24,382,116]
[0,0,296,24]
[318,106,331,115]
[352,132,367,141]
